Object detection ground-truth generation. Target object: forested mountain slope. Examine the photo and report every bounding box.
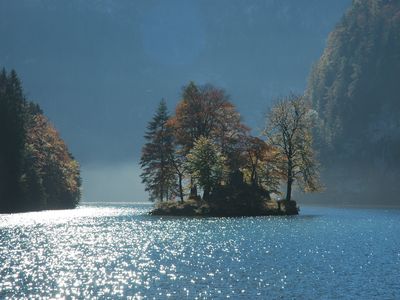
[305,0,400,204]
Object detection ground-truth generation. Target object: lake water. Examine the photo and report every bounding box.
[0,203,399,299]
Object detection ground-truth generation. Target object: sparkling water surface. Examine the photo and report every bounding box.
[1,203,399,299]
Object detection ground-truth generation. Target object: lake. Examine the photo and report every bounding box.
[0,203,399,299]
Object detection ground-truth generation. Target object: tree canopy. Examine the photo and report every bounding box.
[140,99,176,202]
[140,82,321,205]
[0,68,81,212]
[305,0,400,202]
[264,94,321,201]
[306,0,400,164]
[186,136,227,200]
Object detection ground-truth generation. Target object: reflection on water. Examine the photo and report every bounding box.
[0,203,399,299]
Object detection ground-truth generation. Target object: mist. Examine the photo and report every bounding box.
[0,0,363,203]
[2,1,400,298]
[81,163,146,202]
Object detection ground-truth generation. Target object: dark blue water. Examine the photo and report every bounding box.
[0,203,399,299]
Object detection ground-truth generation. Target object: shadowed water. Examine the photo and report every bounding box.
[0,203,399,299]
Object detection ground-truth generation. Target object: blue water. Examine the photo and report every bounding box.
[0,203,399,299]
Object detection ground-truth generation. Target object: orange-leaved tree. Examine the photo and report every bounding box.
[24,112,81,209]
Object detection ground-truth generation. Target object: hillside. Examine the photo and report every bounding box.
[305,0,400,204]
[0,69,81,212]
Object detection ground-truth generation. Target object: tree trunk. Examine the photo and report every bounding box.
[251,167,257,187]
[286,178,292,201]
[286,159,293,201]
[190,186,197,198]
[178,173,184,203]
[189,177,197,198]
[203,186,210,201]
[160,162,164,202]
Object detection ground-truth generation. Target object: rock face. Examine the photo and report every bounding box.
[305,0,400,204]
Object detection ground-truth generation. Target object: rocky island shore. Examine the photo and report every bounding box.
[150,198,299,217]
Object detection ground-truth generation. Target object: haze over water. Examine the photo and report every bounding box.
[1,203,399,299]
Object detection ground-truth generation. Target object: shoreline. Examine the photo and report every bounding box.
[149,199,299,217]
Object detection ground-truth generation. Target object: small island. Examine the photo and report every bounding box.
[150,172,299,217]
[141,82,321,217]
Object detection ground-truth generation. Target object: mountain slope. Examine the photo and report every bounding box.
[305,0,400,204]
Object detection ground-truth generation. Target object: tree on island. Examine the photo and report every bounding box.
[167,142,186,202]
[0,68,81,213]
[170,82,247,197]
[172,82,245,150]
[242,136,281,195]
[140,99,176,202]
[264,94,322,201]
[186,136,227,200]
[141,83,322,215]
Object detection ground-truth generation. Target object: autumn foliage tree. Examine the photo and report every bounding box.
[141,82,322,206]
[264,94,321,201]
[169,82,248,196]
[172,82,247,158]
[24,112,81,209]
[242,136,281,195]
[0,68,81,212]
[141,82,272,203]
[166,134,186,202]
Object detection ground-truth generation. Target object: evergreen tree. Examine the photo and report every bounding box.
[305,0,400,202]
[306,0,400,163]
[0,69,27,212]
[140,99,176,202]
[0,68,81,212]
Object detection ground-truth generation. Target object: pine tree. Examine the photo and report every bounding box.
[0,68,81,212]
[0,69,27,211]
[140,100,176,202]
